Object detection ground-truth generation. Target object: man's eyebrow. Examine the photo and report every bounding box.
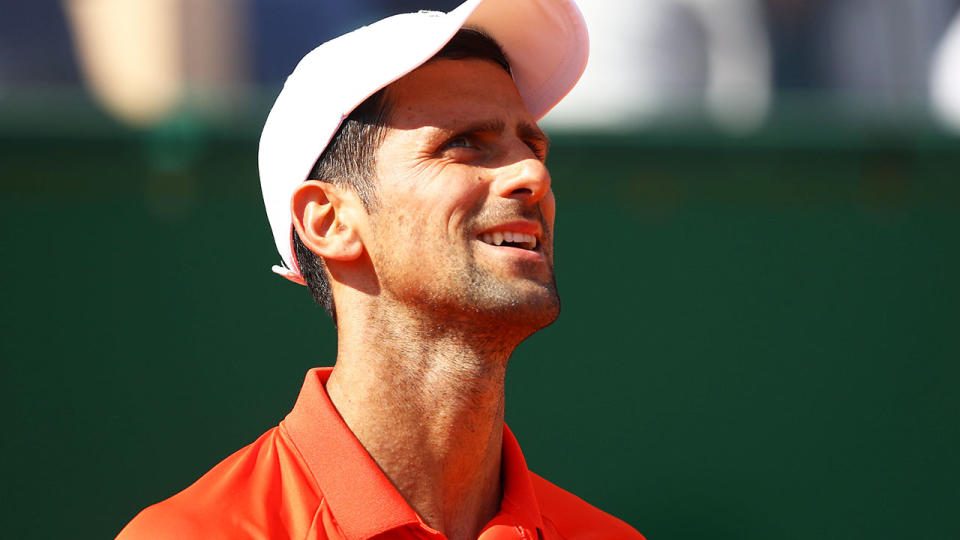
[446,118,551,154]
[449,119,506,136]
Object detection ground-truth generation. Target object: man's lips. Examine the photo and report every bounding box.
[475,221,543,251]
[479,230,537,249]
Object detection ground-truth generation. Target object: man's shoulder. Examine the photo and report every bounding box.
[530,472,645,540]
[116,426,323,539]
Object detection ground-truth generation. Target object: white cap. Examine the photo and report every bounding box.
[258,0,589,285]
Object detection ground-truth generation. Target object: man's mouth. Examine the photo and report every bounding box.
[478,231,538,250]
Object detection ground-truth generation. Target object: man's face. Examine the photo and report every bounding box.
[360,58,559,332]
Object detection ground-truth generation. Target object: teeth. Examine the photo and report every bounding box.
[521,233,537,249]
[479,231,538,249]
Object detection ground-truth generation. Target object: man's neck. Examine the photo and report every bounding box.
[325,309,519,540]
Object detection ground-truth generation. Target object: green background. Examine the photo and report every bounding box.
[2,98,958,539]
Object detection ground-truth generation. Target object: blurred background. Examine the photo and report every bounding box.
[1,1,958,538]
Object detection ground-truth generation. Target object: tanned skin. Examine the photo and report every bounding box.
[293,58,559,540]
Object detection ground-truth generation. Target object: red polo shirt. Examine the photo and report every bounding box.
[117,368,643,539]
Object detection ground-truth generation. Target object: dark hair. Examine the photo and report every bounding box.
[293,28,511,323]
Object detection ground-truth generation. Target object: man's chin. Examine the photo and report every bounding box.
[471,283,561,331]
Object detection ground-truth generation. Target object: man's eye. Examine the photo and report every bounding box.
[445,136,477,150]
[525,140,548,162]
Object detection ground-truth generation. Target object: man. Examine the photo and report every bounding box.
[118,1,644,538]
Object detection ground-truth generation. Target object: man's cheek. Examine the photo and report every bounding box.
[541,189,557,229]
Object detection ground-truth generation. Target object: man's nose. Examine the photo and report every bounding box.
[490,153,552,206]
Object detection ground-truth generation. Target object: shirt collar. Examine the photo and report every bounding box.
[282,367,544,539]
[499,425,545,534]
[283,367,421,539]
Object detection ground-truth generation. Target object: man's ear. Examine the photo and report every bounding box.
[291,180,364,261]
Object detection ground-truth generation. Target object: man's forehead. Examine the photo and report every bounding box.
[383,58,537,131]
